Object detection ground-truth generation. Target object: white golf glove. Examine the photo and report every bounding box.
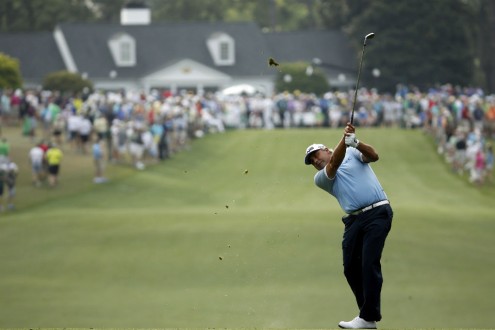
[345,133,360,148]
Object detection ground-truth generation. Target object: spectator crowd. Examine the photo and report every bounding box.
[0,83,494,207]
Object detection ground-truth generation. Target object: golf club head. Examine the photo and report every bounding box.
[364,32,375,45]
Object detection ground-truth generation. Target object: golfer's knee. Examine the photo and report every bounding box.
[343,264,358,280]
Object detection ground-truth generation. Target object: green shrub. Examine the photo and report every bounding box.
[42,70,93,94]
[274,61,330,96]
[0,53,22,89]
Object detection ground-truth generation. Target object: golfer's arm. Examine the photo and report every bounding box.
[325,136,347,178]
[357,141,379,163]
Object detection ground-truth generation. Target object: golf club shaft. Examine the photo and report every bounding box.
[350,47,366,125]
[350,33,374,125]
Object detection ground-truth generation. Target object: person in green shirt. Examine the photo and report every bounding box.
[0,138,10,164]
[0,163,7,211]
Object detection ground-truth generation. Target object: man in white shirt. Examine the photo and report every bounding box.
[29,144,44,186]
[78,116,93,154]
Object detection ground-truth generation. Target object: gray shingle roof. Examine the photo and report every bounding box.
[0,32,65,80]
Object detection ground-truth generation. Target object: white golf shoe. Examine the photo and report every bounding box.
[338,316,377,329]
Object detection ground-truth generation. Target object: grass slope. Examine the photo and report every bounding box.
[0,127,494,329]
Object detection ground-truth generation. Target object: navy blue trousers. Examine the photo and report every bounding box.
[341,204,393,322]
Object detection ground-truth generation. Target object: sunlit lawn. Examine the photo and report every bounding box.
[0,126,494,329]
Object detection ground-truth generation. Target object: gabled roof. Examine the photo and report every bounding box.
[57,21,276,79]
[143,58,231,84]
[0,32,65,80]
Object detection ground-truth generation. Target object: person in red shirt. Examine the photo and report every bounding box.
[486,103,495,139]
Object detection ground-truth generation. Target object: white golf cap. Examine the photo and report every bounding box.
[304,143,327,165]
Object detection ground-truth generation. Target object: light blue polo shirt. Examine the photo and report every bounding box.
[314,147,387,214]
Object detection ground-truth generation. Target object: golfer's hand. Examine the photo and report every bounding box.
[345,122,355,134]
[345,133,360,148]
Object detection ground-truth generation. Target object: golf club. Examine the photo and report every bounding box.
[350,32,375,125]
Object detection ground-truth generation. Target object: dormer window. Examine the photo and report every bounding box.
[108,33,136,67]
[207,32,235,66]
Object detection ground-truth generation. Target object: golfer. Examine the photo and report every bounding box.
[304,122,393,329]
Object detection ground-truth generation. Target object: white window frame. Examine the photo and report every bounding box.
[206,32,235,66]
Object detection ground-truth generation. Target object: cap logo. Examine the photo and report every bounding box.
[304,144,327,164]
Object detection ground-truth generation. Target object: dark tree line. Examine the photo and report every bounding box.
[0,0,494,93]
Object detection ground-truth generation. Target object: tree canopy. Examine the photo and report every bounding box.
[0,52,22,89]
[42,71,93,95]
[274,61,330,95]
[347,0,477,92]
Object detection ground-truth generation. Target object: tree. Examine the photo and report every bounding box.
[91,0,135,23]
[42,71,92,95]
[478,0,495,93]
[345,0,476,92]
[0,0,94,32]
[0,52,22,89]
[274,62,329,95]
[316,0,349,29]
[149,0,320,31]
[150,0,231,22]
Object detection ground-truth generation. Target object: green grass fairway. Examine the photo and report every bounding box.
[0,127,494,329]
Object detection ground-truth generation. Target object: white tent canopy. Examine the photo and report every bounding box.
[221,84,258,96]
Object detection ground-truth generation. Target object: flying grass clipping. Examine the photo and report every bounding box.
[268,57,279,67]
